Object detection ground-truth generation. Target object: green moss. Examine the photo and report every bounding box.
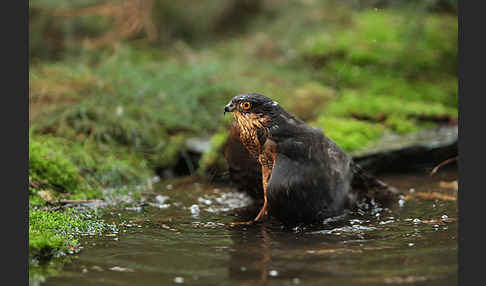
[319,61,457,109]
[198,130,229,175]
[313,116,385,152]
[326,90,456,123]
[300,10,457,139]
[66,141,151,188]
[29,133,153,206]
[29,135,90,197]
[31,45,236,169]
[29,208,115,259]
[302,11,457,76]
[385,115,420,134]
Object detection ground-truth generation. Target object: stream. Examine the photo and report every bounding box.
[44,168,458,286]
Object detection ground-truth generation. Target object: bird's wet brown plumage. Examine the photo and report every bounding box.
[224,93,400,226]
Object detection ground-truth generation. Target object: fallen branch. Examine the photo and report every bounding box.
[404,192,456,201]
[51,199,104,205]
[429,156,458,176]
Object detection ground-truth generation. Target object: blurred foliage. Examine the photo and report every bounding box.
[197,129,229,176]
[300,9,457,138]
[31,46,234,169]
[29,0,262,60]
[314,116,385,152]
[302,11,457,76]
[29,0,458,178]
[29,132,151,205]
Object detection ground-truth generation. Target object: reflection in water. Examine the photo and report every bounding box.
[43,169,458,286]
[228,169,458,286]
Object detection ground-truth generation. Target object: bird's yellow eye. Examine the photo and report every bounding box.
[241,102,251,110]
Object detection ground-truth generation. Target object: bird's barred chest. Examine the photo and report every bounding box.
[233,112,276,170]
[258,151,274,170]
[235,125,275,170]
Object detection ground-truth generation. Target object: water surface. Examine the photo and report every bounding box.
[45,169,458,286]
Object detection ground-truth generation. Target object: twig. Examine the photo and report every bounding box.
[430,156,458,176]
[55,200,104,205]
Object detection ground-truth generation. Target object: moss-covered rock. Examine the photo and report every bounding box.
[197,130,229,176]
[29,208,116,259]
[29,134,93,201]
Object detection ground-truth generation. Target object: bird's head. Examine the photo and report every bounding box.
[224,93,279,132]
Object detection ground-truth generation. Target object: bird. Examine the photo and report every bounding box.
[223,92,399,226]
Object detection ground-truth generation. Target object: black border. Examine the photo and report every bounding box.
[458,0,483,285]
[3,0,29,285]
[457,0,463,284]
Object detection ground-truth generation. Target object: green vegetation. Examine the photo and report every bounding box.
[301,10,457,139]
[29,133,151,203]
[30,47,234,170]
[313,116,385,152]
[197,130,229,175]
[29,208,116,259]
[29,135,91,200]
[28,133,147,263]
[28,207,117,284]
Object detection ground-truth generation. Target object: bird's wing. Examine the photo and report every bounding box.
[312,128,401,207]
[265,131,353,223]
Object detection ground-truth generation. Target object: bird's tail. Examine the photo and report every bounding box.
[348,161,401,208]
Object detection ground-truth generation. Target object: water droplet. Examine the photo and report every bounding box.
[408,243,414,247]
[110,266,134,272]
[409,188,415,193]
[116,106,123,116]
[190,205,200,216]
[155,195,169,204]
[269,270,279,277]
[174,277,184,284]
[198,197,212,205]
[240,266,247,272]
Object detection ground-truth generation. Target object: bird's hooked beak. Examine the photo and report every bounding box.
[224,102,236,115]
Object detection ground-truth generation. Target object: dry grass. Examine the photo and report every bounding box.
[52,0,157,48]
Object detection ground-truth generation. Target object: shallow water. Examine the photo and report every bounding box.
[45,169,458,286]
